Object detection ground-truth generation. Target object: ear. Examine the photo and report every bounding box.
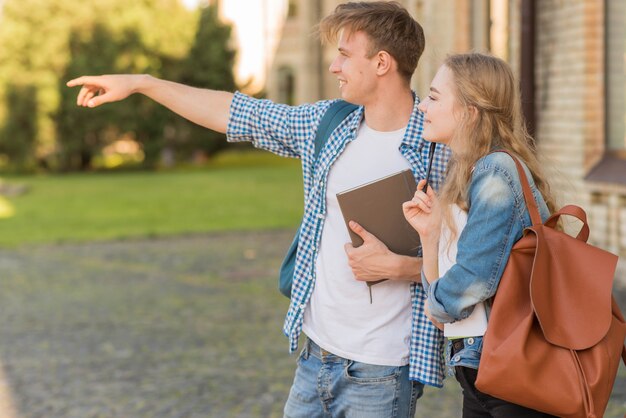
[375,50,393,76]
[467,105,479,123]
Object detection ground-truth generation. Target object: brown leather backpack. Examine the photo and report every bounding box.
[474,151,626,418]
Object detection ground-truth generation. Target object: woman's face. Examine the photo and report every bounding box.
[417,65,464,150]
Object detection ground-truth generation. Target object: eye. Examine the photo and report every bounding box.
[428,95,436,101]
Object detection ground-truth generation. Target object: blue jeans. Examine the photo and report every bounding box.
[284,338,424,418]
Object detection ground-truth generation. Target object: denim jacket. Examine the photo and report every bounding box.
[421,152,551,369]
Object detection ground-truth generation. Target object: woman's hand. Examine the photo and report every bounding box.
[402,179,442,241]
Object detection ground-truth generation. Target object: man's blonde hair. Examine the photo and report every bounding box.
[318,1,425,82]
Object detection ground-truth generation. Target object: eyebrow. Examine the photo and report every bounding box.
[430,87,441,94]
[338,47,349,54]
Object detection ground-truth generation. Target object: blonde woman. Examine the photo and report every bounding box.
[403,53,557,417]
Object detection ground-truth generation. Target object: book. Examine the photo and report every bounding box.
[336,169,421,289]
[444,302,488,338]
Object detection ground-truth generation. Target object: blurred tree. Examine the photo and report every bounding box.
[56,25,138,171]
[0,84,38,171]
[176,4,237,162]
[0,0,240,171]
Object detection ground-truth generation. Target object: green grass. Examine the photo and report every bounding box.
[0,151,304,247]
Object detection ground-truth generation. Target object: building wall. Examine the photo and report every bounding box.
[267,0,333,104]
[534,0,597,229]
[533,0,626,256]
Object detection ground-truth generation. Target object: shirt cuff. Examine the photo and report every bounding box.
[226,91,254,142]
[422,271,456,324]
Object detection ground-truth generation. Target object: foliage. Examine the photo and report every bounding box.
[55,25,137,171]
[176,4,237,160]
[0,83,38,170]
[0,0,237,172]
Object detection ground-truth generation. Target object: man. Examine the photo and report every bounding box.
[68,2,449,417]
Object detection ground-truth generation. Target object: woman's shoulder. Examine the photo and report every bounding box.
[470,151,531,198]
[474,151,520,174]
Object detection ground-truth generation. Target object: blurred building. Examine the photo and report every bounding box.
[214,0,288,93]
[265,0,626,258]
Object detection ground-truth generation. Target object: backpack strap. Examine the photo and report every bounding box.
[491,150,543,226]
[277,100,358,298]
[313,100,359,161]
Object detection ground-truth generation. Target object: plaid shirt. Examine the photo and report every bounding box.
[227,91,450,387]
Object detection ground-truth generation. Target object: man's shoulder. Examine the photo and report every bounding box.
[230,92,344,130]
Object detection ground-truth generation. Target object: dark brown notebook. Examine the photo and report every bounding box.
[336,169,421,288]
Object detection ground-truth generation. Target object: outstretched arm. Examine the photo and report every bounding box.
[66,74,233,133]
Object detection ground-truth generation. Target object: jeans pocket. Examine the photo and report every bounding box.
[296,344,308,367]
[343,360,401,385]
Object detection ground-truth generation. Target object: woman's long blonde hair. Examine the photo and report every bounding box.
[438,53,556,236]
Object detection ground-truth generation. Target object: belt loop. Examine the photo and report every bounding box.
[451,338,464,354]
[303,338,310,360]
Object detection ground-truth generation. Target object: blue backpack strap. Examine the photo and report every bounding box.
[278,100,358,298]
[313,100,359,161]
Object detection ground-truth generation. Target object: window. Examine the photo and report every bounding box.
[489,0,509,60]
[278,66,295,106]
[287,0,297,19]
[607,0,625,154]
[587,0,626,184]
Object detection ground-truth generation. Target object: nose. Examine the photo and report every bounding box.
[417,98,428,113]
[329,56,341,74]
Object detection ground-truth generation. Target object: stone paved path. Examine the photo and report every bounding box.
[0,230,624,418]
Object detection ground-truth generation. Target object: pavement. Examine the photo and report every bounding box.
[0,230,623,418]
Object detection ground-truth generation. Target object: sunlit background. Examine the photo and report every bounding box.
[0,0,623,252]
[183,0,287,93]
[0,1,624,418]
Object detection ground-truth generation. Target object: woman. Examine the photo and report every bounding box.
[403,53,557,417]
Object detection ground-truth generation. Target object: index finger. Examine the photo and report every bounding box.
[425,184,437,199]
[66,76,97,87]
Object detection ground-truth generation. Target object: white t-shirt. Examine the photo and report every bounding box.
[302,121,413,366]
[439,205,488,338]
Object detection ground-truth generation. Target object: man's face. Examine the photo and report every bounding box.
[328,29,379,105]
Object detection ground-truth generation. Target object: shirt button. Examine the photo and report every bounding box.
[317,213,325,219]
[453,355,461,362]
[467,338,474,345]
[300,304,306,310]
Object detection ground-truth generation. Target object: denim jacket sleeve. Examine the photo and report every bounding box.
[226,91,333,159]
[424,153,546,323]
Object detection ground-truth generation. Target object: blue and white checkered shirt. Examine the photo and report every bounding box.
[227,91,450,387]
